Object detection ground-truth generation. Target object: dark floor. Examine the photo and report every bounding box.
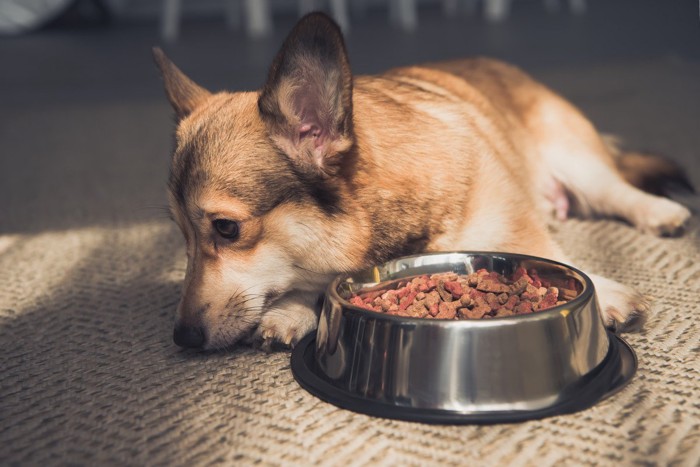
[1,0,699,234]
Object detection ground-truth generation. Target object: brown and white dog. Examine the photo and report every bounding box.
[154,13,691,350]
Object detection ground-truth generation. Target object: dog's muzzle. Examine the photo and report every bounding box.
[173,325,206,348]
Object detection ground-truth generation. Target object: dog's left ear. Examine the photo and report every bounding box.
[258,13,353,177]
[152,47,211,120]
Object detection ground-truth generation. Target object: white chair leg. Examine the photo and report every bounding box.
[225,0,241,30]
[484,0,510,21]
[390,0,417,31]
[543,0,560,13]
[389,0,398,24]
[329,0,350,32]
[443,0,458,16]
[243,0,272,37]
[569,0,587,15]
[161,0,182,42]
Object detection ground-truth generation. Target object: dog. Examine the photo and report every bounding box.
[154,13,692,350]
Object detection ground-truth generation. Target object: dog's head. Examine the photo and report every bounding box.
[154,14,359,349]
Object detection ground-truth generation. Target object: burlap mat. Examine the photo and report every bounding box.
[0,215,698,466]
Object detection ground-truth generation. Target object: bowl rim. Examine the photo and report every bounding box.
[327,251,596,327]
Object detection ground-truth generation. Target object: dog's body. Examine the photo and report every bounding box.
[155,14,691,350]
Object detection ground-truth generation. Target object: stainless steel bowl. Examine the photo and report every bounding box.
[291,252,637,423]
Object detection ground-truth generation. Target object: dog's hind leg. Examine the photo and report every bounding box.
[529,239,649,332]
[585,273,650,332]
[532,237,650,333]
[445,215,648,332]
[534,238,649,332]
[533,95,691,236]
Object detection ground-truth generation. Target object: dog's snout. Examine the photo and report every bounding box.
[173,324,206,348]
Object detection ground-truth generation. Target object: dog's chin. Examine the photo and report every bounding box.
[203,320,261,351]
[237,325,294,352]
[241,325,267,348]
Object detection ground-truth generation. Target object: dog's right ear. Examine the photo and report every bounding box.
[152,47,211,120]
[258,13,354,178]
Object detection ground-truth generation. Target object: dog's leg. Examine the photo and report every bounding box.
[535,240,650,332]
[544,244,650,332]
[535,98,691,235]
[254,291,320,350]
[445,218,649,332]
[537,241,650,332]
[554,152,690,236]
[585,273,650,332]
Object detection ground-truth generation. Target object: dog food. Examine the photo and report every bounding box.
[348,268,578,319]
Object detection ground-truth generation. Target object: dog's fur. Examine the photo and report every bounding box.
[155,13,691,350]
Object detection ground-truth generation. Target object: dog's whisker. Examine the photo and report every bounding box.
[293,264,329,276]
[226,295,260,309]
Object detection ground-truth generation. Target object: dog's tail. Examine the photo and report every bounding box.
[603,135,696,200]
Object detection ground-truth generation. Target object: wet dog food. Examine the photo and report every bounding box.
[348,268,578,319]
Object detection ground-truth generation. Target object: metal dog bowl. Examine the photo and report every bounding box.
[291,252,637,424]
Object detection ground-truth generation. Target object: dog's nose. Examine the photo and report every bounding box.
[173,325,205,348]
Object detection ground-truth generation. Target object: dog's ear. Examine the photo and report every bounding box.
[152,47,211,120]
[258,13,354,177]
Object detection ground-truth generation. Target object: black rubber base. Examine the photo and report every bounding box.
[291,332,637,425]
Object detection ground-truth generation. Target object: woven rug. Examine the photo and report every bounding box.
[1,44,700,466]
[0,215,698,466]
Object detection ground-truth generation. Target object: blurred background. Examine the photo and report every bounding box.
[1,4,699,464]
[0,0,698,234]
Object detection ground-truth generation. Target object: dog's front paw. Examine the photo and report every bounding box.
[259,311,317,351]
[256,298,318,351]
[590,274,650,333]
[636,198,691,237]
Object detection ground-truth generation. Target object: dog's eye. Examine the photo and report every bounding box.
[212,219,239,240]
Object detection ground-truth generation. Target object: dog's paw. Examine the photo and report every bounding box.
[636,198,691,237]
[590,274,650,333]
[258,306,318,351]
